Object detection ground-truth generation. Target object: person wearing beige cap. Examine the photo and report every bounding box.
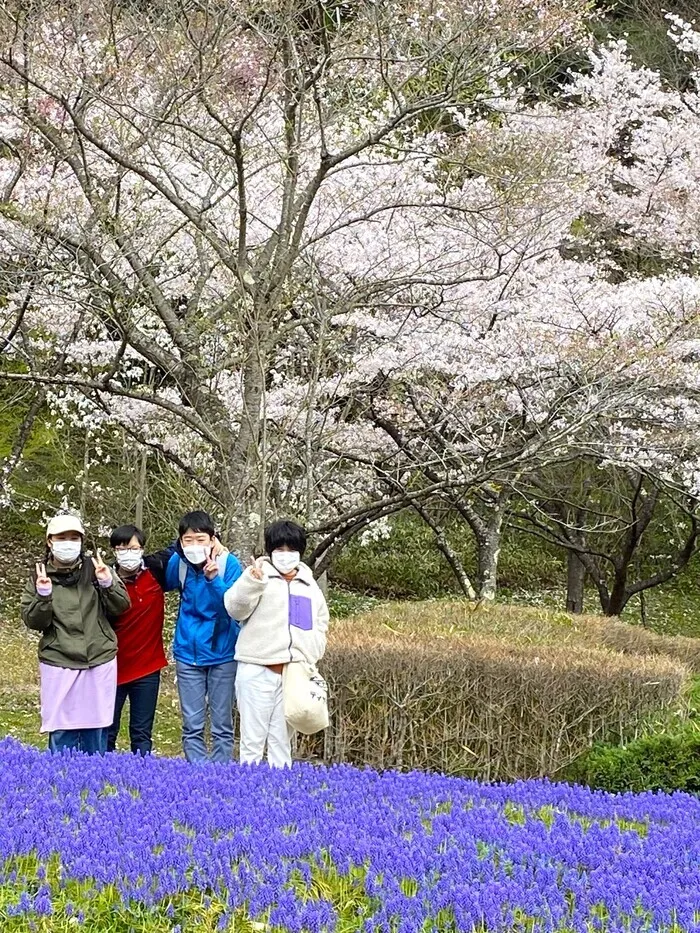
[20,512,130,755]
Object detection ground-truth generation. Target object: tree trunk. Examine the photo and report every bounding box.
[317,570,329,596]
[411,502,477,599]
[605,576,629,616]
[475,496,508,601]
[477,530,501,601]
[439,530,477,600]
[221,328,267,553]
[565,551,586,613]
[0,390,45,499]
[80,432,91,520]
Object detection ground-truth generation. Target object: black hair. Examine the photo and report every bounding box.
[110,524,146,548]
[264,520,307,556]
[178,510,216,538]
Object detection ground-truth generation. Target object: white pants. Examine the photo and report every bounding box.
[235,662,294,768]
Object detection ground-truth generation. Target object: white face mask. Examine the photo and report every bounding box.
[183,544,209,565]
[51,540,82,564]
[271,550,301,574]
[116,549,144,572]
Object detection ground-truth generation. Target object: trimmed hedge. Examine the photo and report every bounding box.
[597,620,700,674]
[298,602,690,780]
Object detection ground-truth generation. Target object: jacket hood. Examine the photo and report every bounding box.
[46,556,88,587]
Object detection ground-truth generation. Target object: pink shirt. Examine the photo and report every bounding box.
[39,659,117,733]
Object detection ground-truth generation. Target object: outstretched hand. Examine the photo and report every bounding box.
[92,550,112,586]
[35,562,52,597]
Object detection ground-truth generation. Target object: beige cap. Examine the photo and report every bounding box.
[46,513,85,538]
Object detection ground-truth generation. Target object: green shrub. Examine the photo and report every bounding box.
[330,512,565,599]
[568,727,700,794]
[330,513,463,598]
[326,587,381,618]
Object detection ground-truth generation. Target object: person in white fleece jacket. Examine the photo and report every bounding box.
[224,520,329,768]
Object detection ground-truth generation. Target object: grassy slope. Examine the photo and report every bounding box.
[332,515,700,638]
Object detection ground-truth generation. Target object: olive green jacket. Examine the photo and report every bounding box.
[20,559,130,670]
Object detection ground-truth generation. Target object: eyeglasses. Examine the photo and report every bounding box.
[114,547,143,554]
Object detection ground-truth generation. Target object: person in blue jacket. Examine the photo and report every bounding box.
[165,510,242,763]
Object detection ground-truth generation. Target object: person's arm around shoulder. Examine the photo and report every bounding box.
[144,540,177,590]
[20,564,54,632]
[162,551,182,593]
[224,558,267,622]
[101,571,130,616]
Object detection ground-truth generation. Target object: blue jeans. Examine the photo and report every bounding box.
[49,728,107,756]
[107,670,161,755]
[175,660,236,763]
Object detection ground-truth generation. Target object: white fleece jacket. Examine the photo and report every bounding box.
[224,559,329,666]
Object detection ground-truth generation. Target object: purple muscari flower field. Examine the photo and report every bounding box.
[0,738,698,932]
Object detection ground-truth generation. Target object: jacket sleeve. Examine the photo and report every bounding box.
[314,589,330,661]
[144,540,177,590]
[224,568,266,622]
[20,574,54,632]
[208,553,243,610]
[162,553,181,593]
[100,570,131,616]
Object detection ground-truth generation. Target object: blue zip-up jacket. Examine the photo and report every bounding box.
[165,546,243,666]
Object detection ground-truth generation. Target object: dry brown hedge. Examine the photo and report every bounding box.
[298,602,690,780]
[595,621,700,673]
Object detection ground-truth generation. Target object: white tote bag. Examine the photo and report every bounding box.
[282,661,329,735]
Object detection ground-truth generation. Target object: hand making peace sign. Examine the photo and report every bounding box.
[92,550,113,586]
[35,562,52,596]
[248,556,264,581]
[203,552,219,580]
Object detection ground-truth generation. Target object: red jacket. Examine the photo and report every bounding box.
[113,567,167,685]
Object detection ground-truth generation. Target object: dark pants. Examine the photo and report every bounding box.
[107,670,161,755]
[49,729,107,756]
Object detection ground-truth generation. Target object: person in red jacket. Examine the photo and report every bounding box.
[106,524,174,755]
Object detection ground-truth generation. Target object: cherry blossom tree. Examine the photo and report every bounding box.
[0,0,591,552]
[305,19,700,596]
[3,0,700,613]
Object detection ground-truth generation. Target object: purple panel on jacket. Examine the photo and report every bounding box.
[289,594,313,630]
